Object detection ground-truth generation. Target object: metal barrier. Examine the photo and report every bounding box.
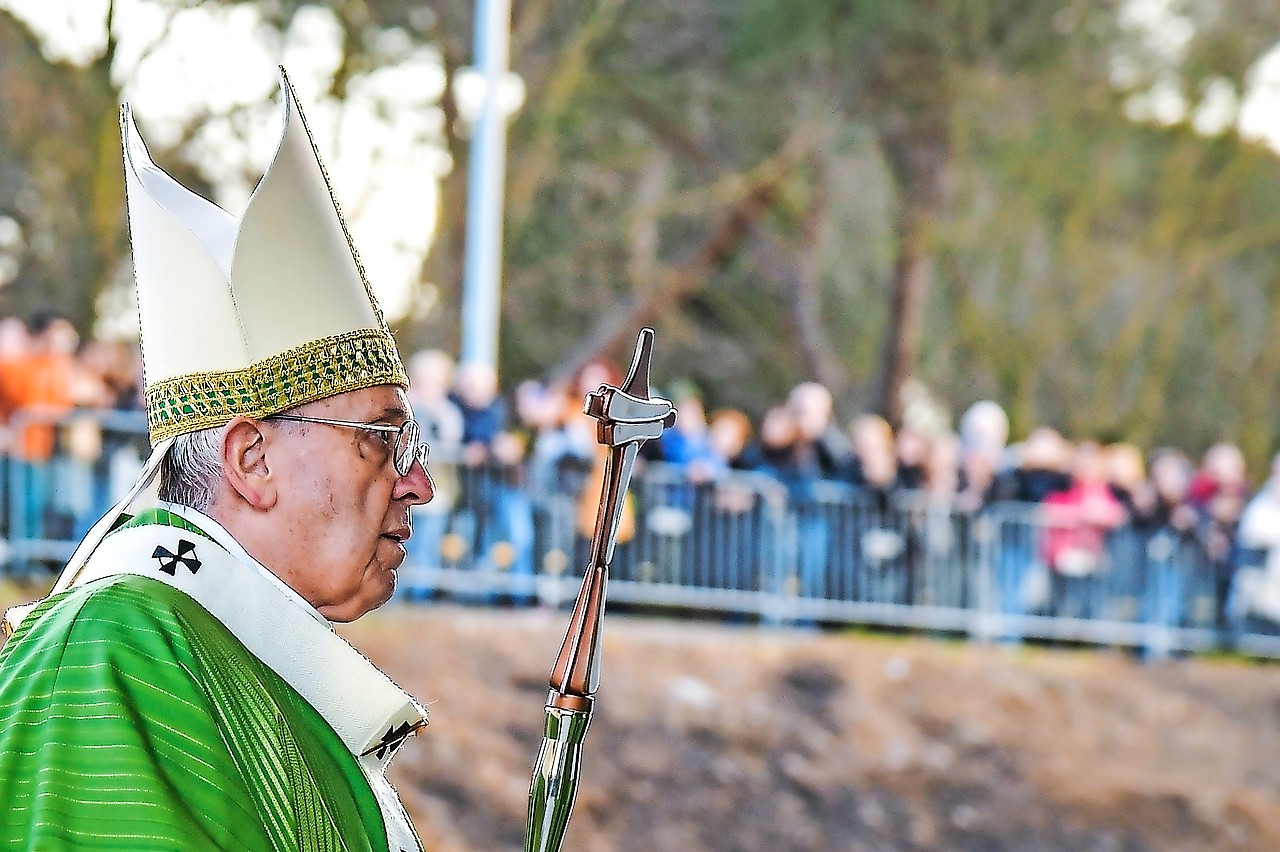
[970,502,1223,655]
[5,411,1280,659]
[399,460,1280,658]
[3,407,149,568]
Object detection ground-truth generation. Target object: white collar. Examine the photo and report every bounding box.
[64,514,428,778]
[157,501,330,628]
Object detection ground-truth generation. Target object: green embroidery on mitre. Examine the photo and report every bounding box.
[145,327,407,444]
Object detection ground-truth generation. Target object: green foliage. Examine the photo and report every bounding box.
[2,0,1280,474]
[0,10,124,332]
[491,0,1280,471]
[934,56,1280,464]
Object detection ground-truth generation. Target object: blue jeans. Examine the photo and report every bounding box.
[11,460,51,547]
[997,542,1035,644]
[1143,556,1184,660]
[481,486,535,605]
[795,504,829,600]
[400,508,450,600]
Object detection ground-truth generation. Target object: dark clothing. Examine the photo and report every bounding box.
[990,467,1071,504]
[1129,496,1197,542]
[896,463,927,492]
[451,393,507,446]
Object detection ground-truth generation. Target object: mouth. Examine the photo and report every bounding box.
[381,523,412,544]
[379,527,411,560]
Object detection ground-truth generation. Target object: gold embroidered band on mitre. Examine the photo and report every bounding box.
[145,327,408,444]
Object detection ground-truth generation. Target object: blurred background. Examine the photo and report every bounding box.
[4,0,1280,849]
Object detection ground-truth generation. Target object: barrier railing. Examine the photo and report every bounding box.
[4,409,1280,658]
[3,407,149,567]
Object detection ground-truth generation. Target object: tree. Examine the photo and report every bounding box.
[4,0,1280,472]
[0,7,125,332]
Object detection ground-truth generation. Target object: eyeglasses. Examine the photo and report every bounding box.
[266,414,430,477]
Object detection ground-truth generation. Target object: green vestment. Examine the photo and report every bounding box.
[0,512,408,851]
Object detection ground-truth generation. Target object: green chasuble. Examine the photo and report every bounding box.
[0,508,423,851]
[0,576,386,851]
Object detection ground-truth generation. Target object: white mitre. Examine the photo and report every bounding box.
[36,66,409,601]
[125,66,406,443]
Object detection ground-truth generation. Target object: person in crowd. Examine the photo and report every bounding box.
[956,438,998,515]
[408,349,465,455]
[733,388,844,608]
[399,349,465,599]
[657,383,722,479]
[959,399,1010,474]
[451,360,507,455]
[1096,441,1149,620]
[0,72,434,848]
[517,380,596,593]
[923,431,961,499]
[1236,451,1280,629]
[7,310,79,549]
[1128,448,1200,658]
[738,405,810,609]
[740,405,798,484]
[688,407,760,593]
[1129,448,1200,538]
[0,317,32,538]
[991,426,1071,643]
[991,426,1072,504]
[1105,442,1147,517]
[80,340,149,533]
[847,414,910,604]
[53,339,117,538]
[644,384,720,584]
[525,379,595,495]
[513,378,564,487]
[448,360,533,603]
[703,406,757,512]
[1101,441,1147,601]
[894,422,930,491]
[848,414,900,498]
[913,431,967,607]
[789,381,852,483]
[1188,441,1249,628]
[782,383,849,603]
[75,339,142,411]
[1041,441,1127,619]
[57,339,145,528]
[0,317,31,432]
[571,360,636,575]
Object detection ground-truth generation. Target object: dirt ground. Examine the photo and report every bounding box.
[4,571,1276,851]
[340,603,1280,852]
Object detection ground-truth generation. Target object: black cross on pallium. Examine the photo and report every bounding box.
[152,539,201,576]
[362,719,427,760]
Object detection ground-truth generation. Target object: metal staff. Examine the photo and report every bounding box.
[525,329,675,852]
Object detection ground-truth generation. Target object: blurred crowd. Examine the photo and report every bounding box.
[3,315,1280,643]
[401,352,1280,640]
[0,312,145,546]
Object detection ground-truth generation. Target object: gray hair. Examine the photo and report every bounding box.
[158,426,224,511]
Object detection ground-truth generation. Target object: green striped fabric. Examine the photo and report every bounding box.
[115,507,214,541]
[0,574,388,851]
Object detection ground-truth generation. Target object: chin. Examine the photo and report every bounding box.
[330,576,397,623]
[377,572,398,607]
[364,573,397,614]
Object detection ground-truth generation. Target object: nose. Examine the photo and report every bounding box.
[393,458,435,506]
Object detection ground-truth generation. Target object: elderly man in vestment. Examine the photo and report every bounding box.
[0,69,435,851]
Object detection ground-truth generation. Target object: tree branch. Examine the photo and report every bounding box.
[747,170,844,396]
[549,132,809,382]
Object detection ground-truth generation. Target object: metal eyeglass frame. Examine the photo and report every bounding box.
[266,414,430,477]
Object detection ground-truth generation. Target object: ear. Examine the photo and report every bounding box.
[221,417,277,510]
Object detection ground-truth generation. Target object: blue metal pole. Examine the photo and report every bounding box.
[460,0,513,371]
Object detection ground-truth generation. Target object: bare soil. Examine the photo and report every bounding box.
[341,603,1280,852]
